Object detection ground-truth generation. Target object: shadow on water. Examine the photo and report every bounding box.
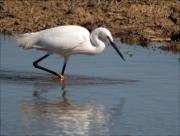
[0,69,139,87]
[17,81,126,136]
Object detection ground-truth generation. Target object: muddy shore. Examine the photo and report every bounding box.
[0,0,179,51]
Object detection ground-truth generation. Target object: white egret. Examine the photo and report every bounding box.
[15,25,125,80]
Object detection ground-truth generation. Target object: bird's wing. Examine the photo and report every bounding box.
[34,26,90,51]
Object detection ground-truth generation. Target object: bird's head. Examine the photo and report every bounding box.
[96,27,125,61]
[97,27,113,44]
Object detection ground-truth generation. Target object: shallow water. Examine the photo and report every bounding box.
[0,35,179,136]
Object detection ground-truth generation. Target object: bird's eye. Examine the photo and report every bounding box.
[106,36,110,41]
[98,34,104,41]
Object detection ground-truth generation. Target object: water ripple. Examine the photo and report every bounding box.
[0,69,139,86]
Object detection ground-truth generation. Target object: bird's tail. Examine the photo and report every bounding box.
[14,33,37,49]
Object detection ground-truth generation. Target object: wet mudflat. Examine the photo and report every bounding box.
[1,0,180,51]
[0,35,179,136]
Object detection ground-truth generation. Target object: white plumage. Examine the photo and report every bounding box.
[15,25,125,79]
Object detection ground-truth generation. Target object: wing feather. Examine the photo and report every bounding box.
[34,26,90,53]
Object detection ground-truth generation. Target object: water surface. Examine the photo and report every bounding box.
[0,35,179,136]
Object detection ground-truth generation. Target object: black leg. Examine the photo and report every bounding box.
[61,61,67,76]
[33,54,61,78]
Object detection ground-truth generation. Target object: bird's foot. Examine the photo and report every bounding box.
[50,75,65,81]
[59,75,65,81]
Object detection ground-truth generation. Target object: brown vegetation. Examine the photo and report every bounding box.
[0,0,179,51]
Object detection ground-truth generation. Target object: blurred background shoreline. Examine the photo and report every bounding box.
[0,0,179,52]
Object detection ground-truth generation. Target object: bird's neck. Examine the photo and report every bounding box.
[90,32,105,54]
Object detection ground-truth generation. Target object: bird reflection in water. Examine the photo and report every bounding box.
[18,80,110,136]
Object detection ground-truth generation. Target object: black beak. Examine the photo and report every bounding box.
[108,38,125,61]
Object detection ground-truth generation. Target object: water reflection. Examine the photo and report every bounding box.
[1,70,127,135]
[18,83,110,136]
